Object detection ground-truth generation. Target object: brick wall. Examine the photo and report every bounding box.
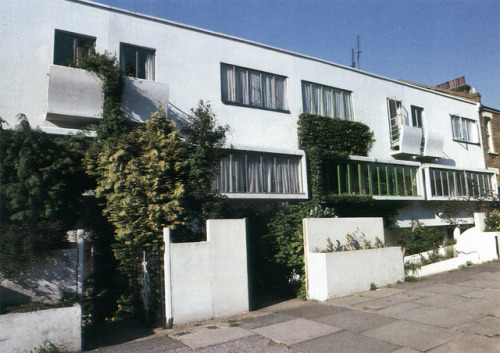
[480,108,500,190]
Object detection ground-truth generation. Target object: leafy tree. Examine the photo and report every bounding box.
[181,101,228,238]
[90,107,190,319]
[0,116,89,276]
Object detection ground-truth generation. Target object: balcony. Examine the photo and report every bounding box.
[422,130,444,158]
[46,65,169,128]
[391,125,423,157]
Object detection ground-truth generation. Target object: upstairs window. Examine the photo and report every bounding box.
[302,81,353,120]
[221,64,288,112]
[451,115,479,143]
[411,106,423,128]
[485,117,496,153]
[54,30,95,66]
[120,43,155,80]
[429,167,493,198]
[387,98,404,145]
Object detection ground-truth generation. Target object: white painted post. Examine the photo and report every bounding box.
[163,228,173,328]
[76,229,85,297]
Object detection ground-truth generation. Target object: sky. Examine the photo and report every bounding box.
[92,0,499,108]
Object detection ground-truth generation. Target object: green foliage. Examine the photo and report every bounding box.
[77,51,129,141]
[180,100,228,237]
[89,107,190,319]
[298,113,374,197]
[370,282,378,291]
[0,117,90,276]
[399,221,444,256]
[485,209,500,231]
[29,341,68,353]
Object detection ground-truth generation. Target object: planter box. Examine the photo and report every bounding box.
[0,304,81,353]
[306,247,404,301]
[407,253,480,278]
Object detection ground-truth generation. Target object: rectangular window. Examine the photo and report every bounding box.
[429,167,493,198]
[221,64,288,112]
[326,160,420,197]
[451,115,479,143]
[411,106,423,128]
[388,99,403,146]
[485,118,496,153]
[120,43,155,80]
[301,81,353,120]
[54,30,95,66]
[215,151,303,194]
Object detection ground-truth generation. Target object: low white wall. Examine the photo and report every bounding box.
[455,227,499,263]
[304,217,403,301]
[164,219,249,325]
[407,253,481,278]
[0,305,81,353]
[303,217,385,252]
[307,247,404,300]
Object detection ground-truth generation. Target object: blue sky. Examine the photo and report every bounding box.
[93,0,499,108]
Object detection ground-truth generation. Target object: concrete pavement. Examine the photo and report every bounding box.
[90,261,500,352]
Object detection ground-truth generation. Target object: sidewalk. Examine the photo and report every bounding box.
[91,261,500,352]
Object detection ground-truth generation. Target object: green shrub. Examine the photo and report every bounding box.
[485,209,500,231]
[399,221,444,256]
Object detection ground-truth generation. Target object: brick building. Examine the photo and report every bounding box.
[480,106,500,193]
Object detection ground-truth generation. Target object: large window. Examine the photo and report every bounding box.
[429,168,494,198]
[221,64,288,112]
[215,151,303,194]
[325,160,420,197]
[485,118,496,153]
[301,81,353,120]
[54,30,95,66]
[387,99,404,145]
[411,106,423,128]
[120,43,155,80]
[451,115,479,143]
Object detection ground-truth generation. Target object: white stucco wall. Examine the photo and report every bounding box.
[307,247,405,300]
[303,217,386,252]
[0,305,81,353]
[164,219,249,325]
[0,0,487,170]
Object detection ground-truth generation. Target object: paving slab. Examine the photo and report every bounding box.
[463,288,500,300]
[450,297,500,316]
[391,304,484,329]
[455,315,500,337]
[390,348,421,353]
[172,326,254,349]
[315,309,396,333]
[416,283,478,296]
[427,333,500,353]
[280,303,346,320]
[92,335,185,353]
[413,293,469,307]
[353,292,422,310]
[238,312,295,330]
[251,318,341,345]
[292,330,401,353]
[356,287,405,298]
[362,320,460,351]
[323,294,377,308]
[457,278,500,290]
[374,302,424,318]
[172,335,301,353]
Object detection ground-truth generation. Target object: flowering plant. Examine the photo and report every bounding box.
[485,209,500,232]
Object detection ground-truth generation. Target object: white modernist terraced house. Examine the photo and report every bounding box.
[1,0,497,240]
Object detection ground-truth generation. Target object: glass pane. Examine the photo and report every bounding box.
[379,165,388,195]
[350,163,360,195]
[360,164,370,195]
[396,166,405,196]
[387,167,396,196]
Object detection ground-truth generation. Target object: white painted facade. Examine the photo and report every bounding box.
[1,0,496,226]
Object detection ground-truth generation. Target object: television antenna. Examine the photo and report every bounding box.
[351,35,361,69]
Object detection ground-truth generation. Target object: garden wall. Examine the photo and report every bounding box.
[0,304,81,353]
[304,218,404,301]
[164,219,249,325]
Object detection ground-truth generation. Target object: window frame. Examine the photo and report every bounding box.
[411,105,424,128]
[214,148,307,199]
[484,117,496,154]
[301,80,354,121]
[220,63,290,113]
[450,115,479,144]
[120,42,156,81]
[53,30,96,67]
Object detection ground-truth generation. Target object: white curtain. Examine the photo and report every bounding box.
[221,65,235,101]
[263,74,276,109]
[250,71,262,106]
[323,87,333,118]
[303,82,312,113]
[334,89,343,119]
[247,155,260,193]
[236,68,249,105]
[343,92,353,120]
[276,76,287,110]
[145,51,155,80]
